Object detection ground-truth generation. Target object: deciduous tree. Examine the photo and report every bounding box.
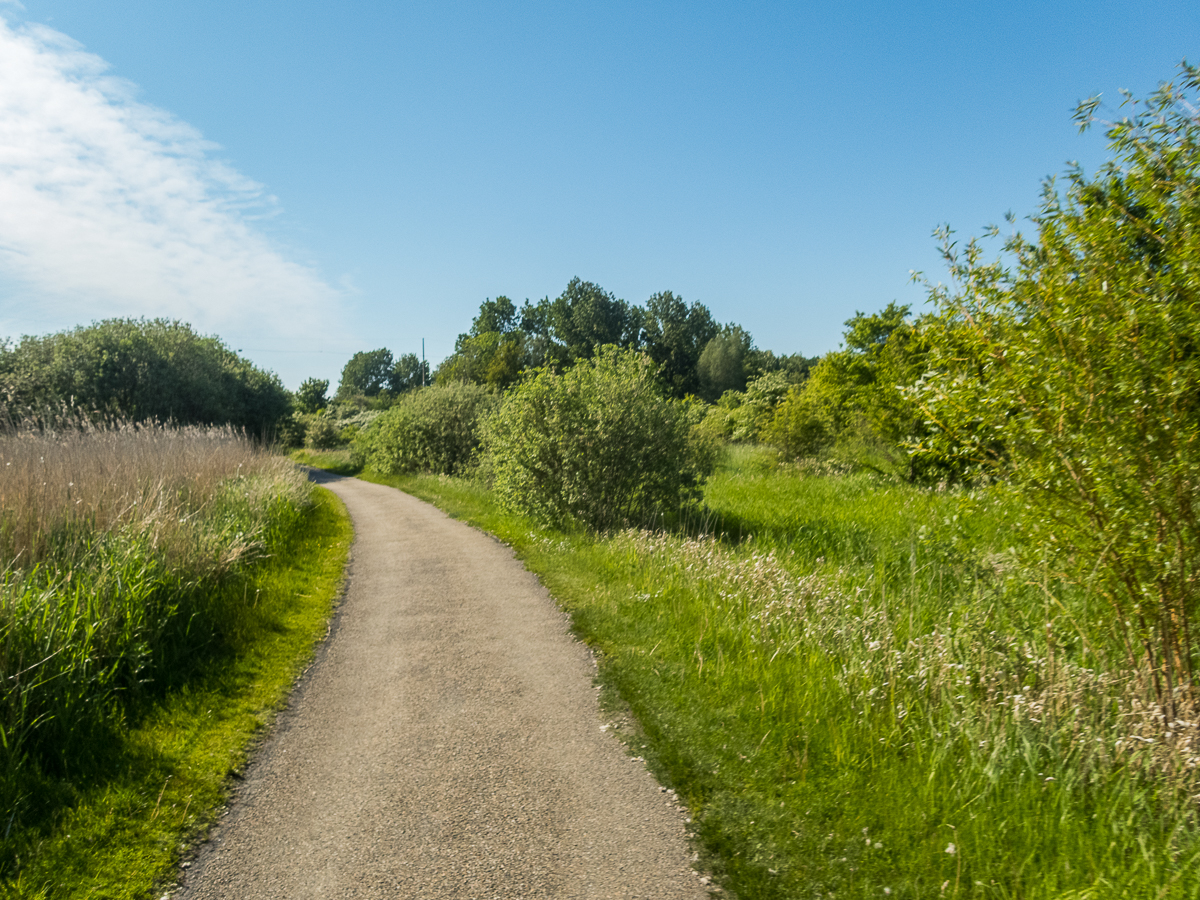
[336,348,394,399]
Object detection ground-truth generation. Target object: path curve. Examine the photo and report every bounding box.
[176,471,707,899]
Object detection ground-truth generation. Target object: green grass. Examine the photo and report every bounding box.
[1,486,352,900]
[323,449,1200,900]
[289,447,359,476]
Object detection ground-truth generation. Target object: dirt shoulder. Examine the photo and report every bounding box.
[175,471,707,899]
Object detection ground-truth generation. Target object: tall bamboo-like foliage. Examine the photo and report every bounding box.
[913,64,1200,715]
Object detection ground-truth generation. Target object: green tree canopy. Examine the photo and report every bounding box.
[294,377,329,413]
[443,281,757,396]
[520,278,640,363]
[471,296,519,336]
[842,301,912,356]
[639,291,719,397]
[434,332,526,390]
[697,325,753,400]
[336,348,394,399]
[744,349,817,383]
[0,318,290,434]
[389,353,429,393]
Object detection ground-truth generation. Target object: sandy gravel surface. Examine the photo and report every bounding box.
[175,471,707,899]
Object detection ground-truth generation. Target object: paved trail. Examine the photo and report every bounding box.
[176,472,706,899]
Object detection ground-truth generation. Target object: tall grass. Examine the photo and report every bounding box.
[610,447,1200,897]
[0,422,309,819]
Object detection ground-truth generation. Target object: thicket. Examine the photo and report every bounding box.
[0,423,310,824]
[484,347,717,531]
[913,64,1200,718]
[352,381,497,476]
[766,303,934,479]
[699,370,794,444]
[0,319,291,435]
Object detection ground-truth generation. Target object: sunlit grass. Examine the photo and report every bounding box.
[289,447,359,476]
[1,487,351,899]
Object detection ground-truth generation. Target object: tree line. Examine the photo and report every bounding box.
[323,278,814,408]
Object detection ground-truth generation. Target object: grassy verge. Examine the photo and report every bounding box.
[313,447,1200,900]
[1,486,352,900]
[289,448,359,476]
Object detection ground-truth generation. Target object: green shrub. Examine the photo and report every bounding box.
[355,382,497,475]
[304,413,343,449]
[484,346,716,530]
[696,401,734,442]
[915,64,1200,708]
[766,304,935,480]
[276,412,307,448]
[0,318,291,434]
[727,371,790,442]
[765,384,829,457]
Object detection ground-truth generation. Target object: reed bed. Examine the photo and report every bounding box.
[0,422,309,798]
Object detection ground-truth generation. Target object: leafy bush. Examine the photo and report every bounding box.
[695,373,793,446]
[276,412,307,449]
[305,413,343,449]
[765,384,829,458]
[766,304,934,480]
[354,382,497,475]
[727,370,791,442]
[913,64,1200,712]
[0,318,291,435]
[696,390,742,441]
[484,346,716,530]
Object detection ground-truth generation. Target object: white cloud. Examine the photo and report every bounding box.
[0,14,345,349]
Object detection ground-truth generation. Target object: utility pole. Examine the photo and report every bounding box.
[421,339,426,386]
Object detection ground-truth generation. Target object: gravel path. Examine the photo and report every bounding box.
[175,471,708,899]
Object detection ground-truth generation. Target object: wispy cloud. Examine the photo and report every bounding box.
[0,14,344,347]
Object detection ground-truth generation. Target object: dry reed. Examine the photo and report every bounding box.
[0,422,310,786]
[0,421,307,572]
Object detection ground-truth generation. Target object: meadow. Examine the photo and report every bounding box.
[308,442,1200,900]
[1,424,352,899]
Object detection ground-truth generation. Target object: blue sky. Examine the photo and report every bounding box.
[0,0,1196,389]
